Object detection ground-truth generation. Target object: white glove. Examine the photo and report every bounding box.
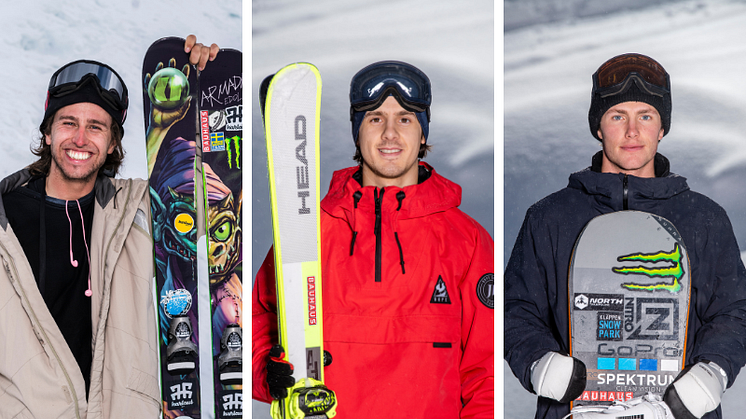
[530,351,586,403]
[663,361,727,419]
[570,393,672,419]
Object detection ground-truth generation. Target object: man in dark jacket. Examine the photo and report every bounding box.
[505,53,746,419]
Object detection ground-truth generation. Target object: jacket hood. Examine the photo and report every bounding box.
[321,162,462,222]
[568,151,690,213]
[0,169,121,230]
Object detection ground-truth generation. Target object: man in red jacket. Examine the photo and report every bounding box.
[253,61,494,418]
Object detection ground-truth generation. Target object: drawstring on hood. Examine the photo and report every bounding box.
[394,191,406,274]
[349,191,362,255]
[65,199,92,297]
[323,163,462,284]
[37,187,94,298]
[348,187,408,279]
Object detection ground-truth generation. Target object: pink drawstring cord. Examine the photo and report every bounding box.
[66,200,92,297]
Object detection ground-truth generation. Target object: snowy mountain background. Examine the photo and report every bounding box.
[252,0,494,417]
[504,0,746,417]
[0,1,242,181]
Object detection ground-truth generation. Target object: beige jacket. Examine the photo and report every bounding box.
[0,170,160,419]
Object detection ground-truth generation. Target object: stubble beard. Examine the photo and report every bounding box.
[363,157,420,182]
[50,148,105,185]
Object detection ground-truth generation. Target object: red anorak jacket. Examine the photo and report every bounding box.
[253,163,494,418]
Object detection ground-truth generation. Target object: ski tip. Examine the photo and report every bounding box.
[259,73,275,121]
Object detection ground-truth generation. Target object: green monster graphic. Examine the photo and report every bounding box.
[612,243,684,292]
[225,135,241,169]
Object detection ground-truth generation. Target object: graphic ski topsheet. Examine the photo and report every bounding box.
[569,211,691,407]
[144,36,243,419]
[198,47,243,419]
[262,63,336,418]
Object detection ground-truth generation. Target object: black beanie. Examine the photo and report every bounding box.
[588,66,671,141]
[41,76,127,134]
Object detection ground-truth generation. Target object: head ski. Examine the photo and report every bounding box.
[261,63,336,418]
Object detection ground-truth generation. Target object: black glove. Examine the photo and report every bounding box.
[266,344,296,399]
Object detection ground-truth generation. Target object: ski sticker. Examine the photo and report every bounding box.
[612,243,684,292]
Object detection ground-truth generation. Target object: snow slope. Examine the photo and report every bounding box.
[505,0,746,417]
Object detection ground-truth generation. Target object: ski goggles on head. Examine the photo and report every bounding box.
[47,60,129,114]
[592,53,670,99]
[349,60,431,120]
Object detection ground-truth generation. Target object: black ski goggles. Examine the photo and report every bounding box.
[349,60,431,119]
[47,60,129,114]
[592,53,670,99]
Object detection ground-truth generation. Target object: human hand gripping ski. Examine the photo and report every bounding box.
[549,211,727,419]
[144,36,243,419]
[260,62,338,418]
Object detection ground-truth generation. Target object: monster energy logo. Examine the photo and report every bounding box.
[224,135,241,169]
[612,243,684,292]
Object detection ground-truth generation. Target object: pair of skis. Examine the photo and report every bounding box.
[260,63,337,418]
[144,40,330,417]
[144,37,243,419]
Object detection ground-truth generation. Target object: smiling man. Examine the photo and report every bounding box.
[505,53,746,419]
[253,61,494,418]
[0,37,217,418]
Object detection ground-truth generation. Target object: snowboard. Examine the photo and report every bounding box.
[143,36,243,419]
[569,211,691,408]
[261,63,336,418]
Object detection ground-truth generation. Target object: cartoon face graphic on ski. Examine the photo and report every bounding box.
[145,58,243,346]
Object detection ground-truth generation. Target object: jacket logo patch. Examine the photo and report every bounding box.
[477,273,494,309]
[430,275,451,304]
